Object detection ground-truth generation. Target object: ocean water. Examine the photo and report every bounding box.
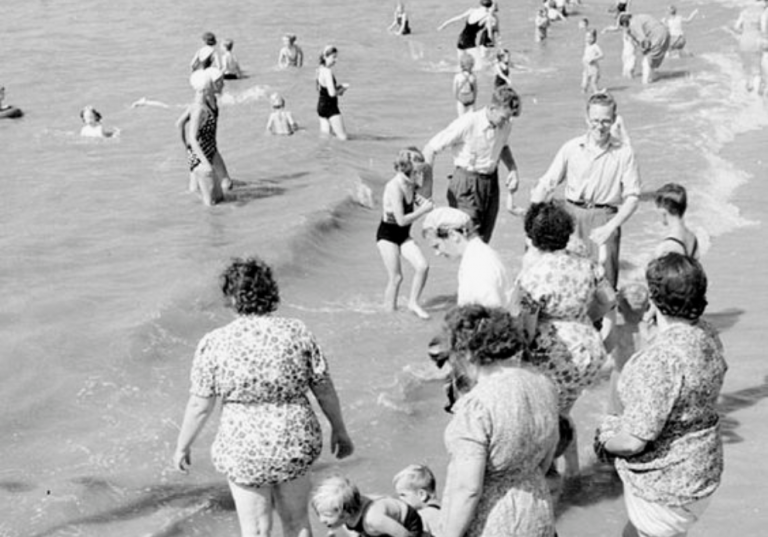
[2,0,766,535]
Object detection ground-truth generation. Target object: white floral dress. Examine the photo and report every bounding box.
[517,250,608,413]
[190,316,329,486]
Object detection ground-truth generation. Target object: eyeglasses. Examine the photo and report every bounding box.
[589,117,614,127]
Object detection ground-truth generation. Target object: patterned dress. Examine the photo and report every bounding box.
[190,315,330,486]
[517,250,608,413]
[610,321,727,506]
[444,366,559,537]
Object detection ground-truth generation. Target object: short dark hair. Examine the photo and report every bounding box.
[655,183,687,217]
[491,85,521,116]
[524,201,574,252]
[220,257,280,315]
[587,91,617,116]
[202,31,217,46]
[646,253,707,320]
[618,13,632,27]
[443,305,524,366]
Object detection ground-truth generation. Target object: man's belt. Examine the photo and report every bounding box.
[567,199,616,210]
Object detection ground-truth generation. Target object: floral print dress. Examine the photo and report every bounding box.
[444,366,559,537]
[610,321,727,506]
[517,250,608,413]
[190,315,330,486]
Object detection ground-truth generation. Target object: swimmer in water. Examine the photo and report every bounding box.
[266,93,298,135]
[220,38,243,79]
[278,34,304,68]
[80,106,117,138]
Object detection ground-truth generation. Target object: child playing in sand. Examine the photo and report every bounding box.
[266,93,298,135]
[80,106,117,138]
[654,182,699,259]
[582,29,604,94]
[453,53,477,116]
[663,6,698,58]
[312,475,423,537]
[535,7,551,42]
[219,38,242,79]
[393,465,442,537]
[278,34,304,68]
[388,2,412,35]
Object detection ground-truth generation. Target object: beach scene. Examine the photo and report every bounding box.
[2,0,768,535]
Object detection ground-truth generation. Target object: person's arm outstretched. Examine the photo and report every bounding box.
[438,9,471,31]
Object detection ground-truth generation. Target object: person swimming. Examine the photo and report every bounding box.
[80,106,117,137]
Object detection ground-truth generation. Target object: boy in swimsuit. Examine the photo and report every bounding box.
[654,182,699,259]
[313,476,423,537]
[219,38,242,79]
[393,465,442,537]
[266,93,298,135]
[582,29,604,94]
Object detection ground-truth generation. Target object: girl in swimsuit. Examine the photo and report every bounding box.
[376,148,434,319]
[654,183,699,259]
[277,34,304,68]
[437,0,494,62]
[177,68,231,206]
[316,45,349,140]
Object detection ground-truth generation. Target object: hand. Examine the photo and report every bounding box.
[505,172,519,193]
[505,192,526,217]
[330,428,354,459]
[589,223,616,247]
[173,447,191,473]
[420,198,435,213]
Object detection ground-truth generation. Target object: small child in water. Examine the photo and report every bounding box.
[393,465,442,537]
[80,106,116,138]
[535,7,551,42]
[388,2,411,35]
[582,29,604,94]
[277,34,304,68]
[453,53,477,116]
[312,475,423,537]
[266,93,298,135]
[219,38,242,79]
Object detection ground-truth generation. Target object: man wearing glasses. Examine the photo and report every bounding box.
[423,85,521,244]
[531,92,641,289]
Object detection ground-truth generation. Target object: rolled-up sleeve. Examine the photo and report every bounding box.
[424,115,470,162]
[532,142,569,202]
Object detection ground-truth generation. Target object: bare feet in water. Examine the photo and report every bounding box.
[408,303,431,320]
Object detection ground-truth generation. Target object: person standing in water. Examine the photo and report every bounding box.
[618,13,671,84]
[438,0,495,63]
[733,0,768,93]
[662,6,698,58]
[388,2,412,35]
[316,45,349,140]
[278,34,304,68]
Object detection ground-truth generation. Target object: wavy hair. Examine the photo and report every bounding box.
[524,201,574,252]
[220,256,280,315]
[443,305,524,366]
[646,253,707,320]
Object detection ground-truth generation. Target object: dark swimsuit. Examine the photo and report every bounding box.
[187,102,218,171]
[376,199,414,246]
[457,19,483,50]
[345,500,423,537]
[397,13,411,35]
[494,64,511,88]
[664,236,699,257]
[317,73,341,119]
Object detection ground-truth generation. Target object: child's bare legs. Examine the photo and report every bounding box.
[329,114,348,140]
[213,152,233,191]
[401,240,430,319]
[641,56,654,84]
[272,474,313,537]
[377,240,404,312]
[228,481,273,537]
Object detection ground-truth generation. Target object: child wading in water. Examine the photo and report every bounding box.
[582,29,604,93]
[388,2,412,35]
[535,7,551,42]
[266,93,298,135]
[453,53,477,116]
[393,465,442,537]
[219,38,242,79]
[313,476,424,537]
[376,148,434,319]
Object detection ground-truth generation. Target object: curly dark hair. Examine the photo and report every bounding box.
[443,305,524,366]
[220,257,280,315]
[646,253,707,320]
[524,201,574,252]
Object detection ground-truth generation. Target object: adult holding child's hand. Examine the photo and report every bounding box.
[174,256,353,537]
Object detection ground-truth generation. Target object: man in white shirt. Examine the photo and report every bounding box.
[531,92,641,288]
[422,207,510,308]
[423,86,521,244]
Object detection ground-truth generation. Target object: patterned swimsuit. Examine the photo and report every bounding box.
[187,102,218,171]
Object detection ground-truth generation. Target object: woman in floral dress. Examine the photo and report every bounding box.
[514,201,610,476]
[596,253,726,537]
[440,305,560,537]
[174,257,354,537]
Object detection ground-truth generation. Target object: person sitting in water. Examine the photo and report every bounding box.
[278,34,304,68]
[312,475,423,537]
[265,93,298,135]
[654,182,699,259]
[219,38,242,79]
[388,2,412,35]
[80,106,117,137]
[0,86,23,119]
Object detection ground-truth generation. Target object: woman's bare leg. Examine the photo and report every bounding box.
[228,481,273,537]
[319,117,332,137]
[329,115,348,140]
[213,152,233,191]
[273,474,313,537]
[400,240,430,319]
[377,240,403,312]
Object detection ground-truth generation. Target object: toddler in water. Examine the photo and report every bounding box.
[80,106,116,138]
[453,53,477,116]
[534,7,550,42]
[266,93,298,135]
[393,465,442,537]
[278,34,304,68]
[219,38,242,79]
[312,476,423,537]
[582,29,604,94]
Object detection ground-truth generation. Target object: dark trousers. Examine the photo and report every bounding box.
[447,167,499,243]
[566,202,621,289]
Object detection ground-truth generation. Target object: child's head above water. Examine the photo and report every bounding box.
[668,5,678,15]
[655,182,687,217]
[459,52,475,72]
[223,38,234,51]
[393,464,437,509]
[586,28,597,43]
[579,18,590,29]
[270,93,285,109]
[80,105,102,125]
[283,33,297,46]
[311,476,362,529]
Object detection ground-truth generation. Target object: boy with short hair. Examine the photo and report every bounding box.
[582,29,604,94]
[393,464,442,537]
[266,93,298,135]
[220,38,242,79]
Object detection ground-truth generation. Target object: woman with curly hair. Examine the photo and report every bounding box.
[513,200,611,477]
[174,257,354,537]
[595,253,726,537]
[439,304,560,537]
